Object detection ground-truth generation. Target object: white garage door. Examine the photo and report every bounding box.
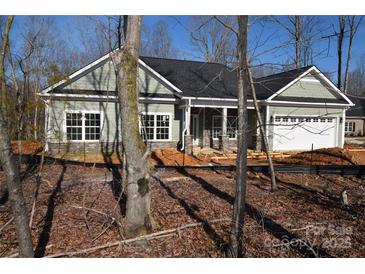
[272,116,337,151]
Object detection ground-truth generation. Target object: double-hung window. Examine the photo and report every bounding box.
[212,116,222,139]
[212,115,238,139]
[345,121,355,132]
[227,116,238,139]
[65,112,101,141]
[140,113,171,141]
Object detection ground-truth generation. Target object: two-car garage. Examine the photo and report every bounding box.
[271,115,339,151]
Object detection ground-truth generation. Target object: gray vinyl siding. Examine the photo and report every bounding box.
[47,99,181,145]
[60,60,175,95]
[267,105,344,149]
[47,99,121,143]
[277,73,338,99]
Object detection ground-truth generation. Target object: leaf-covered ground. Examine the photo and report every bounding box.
[0,163,364,257]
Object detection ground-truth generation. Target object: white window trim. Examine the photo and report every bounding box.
[212,115,238,140]
[345,121,355,132]
[140,112,172,142]
[63,110,103,142]
[212,115,222,140]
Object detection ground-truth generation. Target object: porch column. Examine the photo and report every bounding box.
[184,103,193,154]
[219,108,229,152]
[255,114,262,151]
[186,104,191,135]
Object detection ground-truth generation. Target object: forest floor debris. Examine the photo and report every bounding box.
[1,163,364,257]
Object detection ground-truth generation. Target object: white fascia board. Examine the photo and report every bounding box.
[40,53,111,94]
[265,100,351,107]
[310,66,354,106]
[266,66,316,101]
[138,59,183,97]
[345,116,365,119]
[182,96,238,102]
[183,96,261,103]
[38,93,177,102]
[139,97,178,102]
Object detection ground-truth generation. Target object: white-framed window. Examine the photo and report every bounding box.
[66,113,82,140]
[212,115,238,139]
[345,121,355,132]
[65,111,101,141]
[227,116,238,139]
[85,113,101,140]
[212,116,222,139]
[140,113,171,141]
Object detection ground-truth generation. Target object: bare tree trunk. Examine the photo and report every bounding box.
[0,15,34,258]
[227,15,248,258]
[295,16,302,69]
[337,16,346,90]
[344,16,363,94]
[111,16,152,237]
[247,66,277,191]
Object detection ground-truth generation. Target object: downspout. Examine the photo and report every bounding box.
[180,99,191,151]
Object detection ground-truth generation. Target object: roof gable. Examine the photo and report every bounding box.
[41,53,181,98]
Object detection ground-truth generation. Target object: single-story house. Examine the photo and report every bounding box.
[39,53,354,154]
[345,94,365,136]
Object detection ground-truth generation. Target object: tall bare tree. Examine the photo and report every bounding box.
[343,16,363,94]
[228,15,248,258]
[189,16,237,64]
[0,15,34,258]
[271,16,323,69]
[141,20,177,58]
[111,16,152,237]
[247,66,277,192]
[337,16,346,90]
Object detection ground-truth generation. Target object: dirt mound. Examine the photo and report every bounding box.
[11,140,43,155]
[150,148,204,166]
[276,147,357,165]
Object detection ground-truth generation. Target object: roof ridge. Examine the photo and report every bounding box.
[255,65,314,81]
[140,55,228,67]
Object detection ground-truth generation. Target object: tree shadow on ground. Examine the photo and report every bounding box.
[101,145,126,217]
[0,191,8,205]
[274,176,358,215]
[34,162,66,257]
[176,168,333,258]
[153,175,228,254]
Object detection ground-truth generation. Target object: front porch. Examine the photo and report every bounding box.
[182,104,261,154]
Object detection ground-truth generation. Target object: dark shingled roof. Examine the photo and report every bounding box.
[346,95,365,117]
[254,66,313,99]
[141,56,338,102]
[141,56,238,99]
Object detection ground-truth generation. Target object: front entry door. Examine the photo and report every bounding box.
[191,114,199,146]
